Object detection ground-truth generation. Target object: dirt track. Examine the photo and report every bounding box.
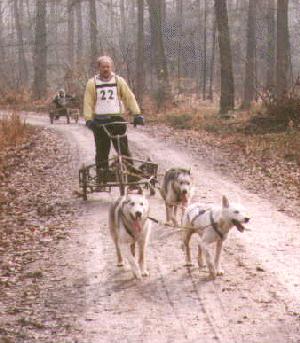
[9,113,300,342]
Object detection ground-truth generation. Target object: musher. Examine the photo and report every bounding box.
[83,55,144,177]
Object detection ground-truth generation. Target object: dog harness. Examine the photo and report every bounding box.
[94,74,123,117]
[190,209,206,226]
[209,211,224,240]
[119,210,135,238]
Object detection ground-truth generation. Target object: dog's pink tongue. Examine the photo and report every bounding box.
[133,220,142,234]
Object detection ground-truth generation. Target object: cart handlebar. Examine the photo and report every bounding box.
[95,121,131,139]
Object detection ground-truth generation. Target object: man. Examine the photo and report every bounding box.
[53,89,74,120]
[83,56,144,173]
[53,89,68,119]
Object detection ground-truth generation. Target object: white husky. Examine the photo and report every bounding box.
[109,193,151,279]
[182,196,250,279]
[160,168,191,226]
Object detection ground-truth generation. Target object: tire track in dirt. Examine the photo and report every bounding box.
[39,117,237,342]
[19,114,300,342]
[49,120,219,342]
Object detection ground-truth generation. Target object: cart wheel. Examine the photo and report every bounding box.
[116,160,128,196]
[149,177,157,196]
[117,171,126,195]
[83,183,87,200]
[81,166,88,201]
[66,115,70,124]
[150,187,156,196]
[49,113,54,124]
[75,115,79,124]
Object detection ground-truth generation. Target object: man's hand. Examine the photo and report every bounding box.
[86,120,96,130]
[133,114,144,127]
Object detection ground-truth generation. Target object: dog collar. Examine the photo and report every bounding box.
[209,211,224,240]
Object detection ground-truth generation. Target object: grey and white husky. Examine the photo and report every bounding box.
[160,168,191,226]
[109,193,152,279]
[182,196,250,279]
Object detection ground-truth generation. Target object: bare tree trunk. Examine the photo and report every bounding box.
[32,0,47,99]
[49,0,58,65]
[119,0,128,78]
[147,0,169,107]
[128,0,136,29]
[161,0,167,26]
[67,0,75,68]
[287,30,293,86]
[242,0,257,109]
[196,0,202,94]
[136,0,145,106]
[75,0,83,63]
[0,1,5,82]
[110,0,114,38]
[276,0,289,97]
[176,0,183,92]
[13,0,28,88]
[266,0,275,89]
[120,0,127,46]
[202,0,207,100]
[148,0,168,79]
[208,19,217,101]
[89,0,98,72]
[214,0,235,114]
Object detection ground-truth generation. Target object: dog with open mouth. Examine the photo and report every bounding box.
[182,196,250,279]
[109,193,151,279]
[159,168,191,226]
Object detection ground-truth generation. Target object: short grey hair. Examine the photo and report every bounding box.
[97,55,113,66]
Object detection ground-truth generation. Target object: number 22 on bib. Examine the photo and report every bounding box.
[95,75,123,116]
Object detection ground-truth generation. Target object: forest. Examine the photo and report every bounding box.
[0,0,298,116]
[2,2,300,342]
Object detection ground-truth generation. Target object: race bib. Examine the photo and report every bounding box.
[95,75,121,115]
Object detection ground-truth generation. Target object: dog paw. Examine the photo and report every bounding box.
[184,262,193,267]
[142,270,149,277]
[198,261,206,269]
[208,272,216,280]
[207,268,216,280]
[172,220,179,227]
[216,269,224,276]
[134,272,142,280]
[117,262,124,267]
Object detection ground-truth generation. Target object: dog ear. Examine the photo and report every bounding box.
[222,195,229,209]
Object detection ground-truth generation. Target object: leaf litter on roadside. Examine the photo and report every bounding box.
[0,125,79,342]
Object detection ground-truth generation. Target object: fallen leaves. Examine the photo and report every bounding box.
[0,125,78,342]
[145,123,300,217]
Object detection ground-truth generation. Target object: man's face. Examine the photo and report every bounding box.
[99,62,112,79]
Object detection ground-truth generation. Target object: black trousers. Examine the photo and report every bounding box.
[93,116,132,169]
